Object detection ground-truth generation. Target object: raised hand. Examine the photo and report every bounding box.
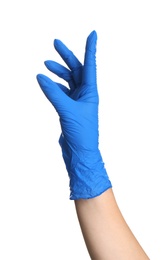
[36,31,112,199]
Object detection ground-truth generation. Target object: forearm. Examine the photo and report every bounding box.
[75,188,149,260]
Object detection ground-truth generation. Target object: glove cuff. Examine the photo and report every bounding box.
[59,135,112,200]
[69,149,112,200]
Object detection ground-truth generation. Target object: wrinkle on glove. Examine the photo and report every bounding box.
[36,30,112,200]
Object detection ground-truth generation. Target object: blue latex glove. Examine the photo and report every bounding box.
[36,31,112,200]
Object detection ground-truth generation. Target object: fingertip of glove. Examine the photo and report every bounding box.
[90,30,97,37]
[36,74,51,86]
[54,38,61,44]
[86,30,97,53]
[36,73,43,83]
[88,30,97,42]
[53,39,63,50]
[44,60,52,68]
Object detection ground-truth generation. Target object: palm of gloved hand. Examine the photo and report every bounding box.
[37,31,99,152]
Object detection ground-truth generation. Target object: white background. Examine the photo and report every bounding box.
[0,1,168,259]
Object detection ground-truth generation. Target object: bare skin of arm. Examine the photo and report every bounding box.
[75,188,149,260]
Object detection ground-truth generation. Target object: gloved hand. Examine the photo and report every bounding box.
[36,30,112,200]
